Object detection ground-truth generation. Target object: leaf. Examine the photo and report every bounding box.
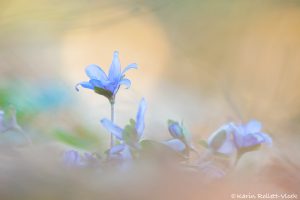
[94,87,113,99]
[122,123,137,145]
[181,124,192,143]
[54,129,100,150]
[167,119,177,126]
[129,118,136,126]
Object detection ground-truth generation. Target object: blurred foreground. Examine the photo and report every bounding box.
[0,143,299,200]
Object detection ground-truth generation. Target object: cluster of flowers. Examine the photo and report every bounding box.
[65,51,272,176]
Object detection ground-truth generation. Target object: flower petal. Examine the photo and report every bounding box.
[63,150,81,166]
[122,63,138,75]
[108,51,121,81]
[260,132,272,145]
[168,122,183,139]
[246,120,262,133]
[89,79,104,89]
[135,98,147,138]
[0,110,4,127]
[119,78,131,89]
[109,144,126,155]
[217,136,236,155]
[163,139,186,152]
[242,132,272,148]
[207,123,235,146]
[75,81,94,91]
[120,145,132,160]
[85,64,108,81]
[240,134,262,147]
[100,118,123,140]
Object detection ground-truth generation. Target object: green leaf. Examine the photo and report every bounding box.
[181,124,191,143]
[54,129,100,150]
[167,119,177,126]
[94,87,113,99]
[129,118,136,126]
[122,123,137,145]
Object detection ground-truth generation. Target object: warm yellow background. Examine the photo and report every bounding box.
[0,0,300,145]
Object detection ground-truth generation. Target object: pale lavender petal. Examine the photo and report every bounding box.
[242,132,272,147]
[63,150,82,166]
[240,134,262,147]
[122,63,138,75]
[75,81,94,91]
[108,144,132,162]
[163,139,186,152]
[246,120,262,133]
[168,122,183,139]
[108,51,121,81]
[135,98,147,138]
[109,144,126,154]
[120,145,132,160]
[100,118,123,140]
[233,130,243,148]
[119,78,131,89]
[217,136,236,155]
[260,132,272,145]
[207,123,235,146]
[0,110,4,128]
[85,64,108,81]
[84,152,93,159]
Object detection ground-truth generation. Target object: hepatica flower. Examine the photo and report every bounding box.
[232,120,272,149]
[63,150,98,167]
[101,98,147,159]
[207,123,237,155]
[76,51,137,102]
[164,120,195,154]
[207,120,272,156]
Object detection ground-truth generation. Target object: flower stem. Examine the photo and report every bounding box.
[110,100,115,148]
[234,152,242,167]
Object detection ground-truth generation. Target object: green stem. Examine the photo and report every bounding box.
[110,99,115,148]
[234,152,242,167]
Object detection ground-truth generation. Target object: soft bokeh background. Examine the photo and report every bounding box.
[0,0,299,199]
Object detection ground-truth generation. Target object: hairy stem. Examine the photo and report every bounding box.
[110,100,115,148]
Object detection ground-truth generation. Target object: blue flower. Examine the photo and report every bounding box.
[232,120,272,149]
[207,123,237,155]
[63,150,98,167]
[168,120,185,139]
[100,98,147,158]
[164,120,195,153]
[207,120,272,155]
[76,51,137,101]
